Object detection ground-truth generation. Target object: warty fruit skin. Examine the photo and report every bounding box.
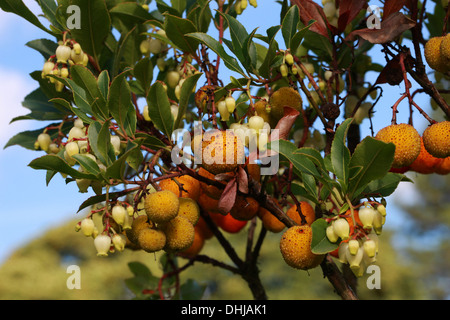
[161,215,195,252]
[177,197,200,226]
[285,201,316,226]
[138,228,167,253]
[144,190,180,223]
[425,37,449,73]
[440,33,450,62]
[375,123,421,168]
[279,225,325,270]
[159,175,201,201]
[126,215,153,245]
[422,121,450,158]
[269,87,303,124]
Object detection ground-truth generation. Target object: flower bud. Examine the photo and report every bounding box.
[175,84,181,100]
[111,135,121,155]
[48,143,60,154]
[280,63,289,77]
[56,45,72,63]
[80,218,95,237]
[60,67,69,78]
[359,206,376,229]
[140,39,151,55]
[285,53,294,65]
[348,239,360,255]
[65,141,79,158]
[338,241,349,263]
[68,126,85,141]
[225,96,236,113]
[42,61,55,78]
[170,104,179,120]
[241,0,248,10]
[377,204,386,217]
[156,57,166,71]
[94,234,112,257]
[248,115,265,132]
[346,246,364,269]
[143,105,151,121]
[249,0,257,7]
[37,133,52,152]
[363,239,377,258]
[112,204,127,225]
[258,131,269,152]
[76,178,91,193]
[112,234,127,252]
[217,100,230,121]
[326,225,339,243]
[127,205,134,217]
[332,218,350,240]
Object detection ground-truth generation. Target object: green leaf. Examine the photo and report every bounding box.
[105,140,142,180]
[25,39,58,60]
[180,279,206,300]
[216,11,248,65]
[60,0,111,65]
[311,218,339,254]
[109,2,153,24]
[258,26,280,78]
[135,132,167,150]
[290,20,315,55]
[186,32,246,76]
[347,137,395,200]
[70,65,108,120]
[133,57,154,97]
[88,121,114,166]
[0,0,54,35]
[71,154,101,176]
[281,5,299,49]
[77,190,133,213]
[175,72,202,129]
[28,154,97,180]
[362,172,412,198]
[164,13,199,54]
[146,81,174,139]
[107,69,136,137]
[330,118,353,192]
[97,70,110,100]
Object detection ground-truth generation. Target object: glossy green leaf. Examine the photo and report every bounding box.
[146,81,174,139]
[0,0,53,35]
[164,13,199,54]
[348,137,395,200]
[186,32,246,76]
[28,154,97,180]
[105,140,141,180]
[175,72,202,130]
[97,70,110,101]
[88,121,114,166]
[281,5,299,49]
[133,57,154,97]
[72,154,101,176]
[311,218,339,254]
[25,39,58,60]
[362,172,412,198]
[330,118,353,192]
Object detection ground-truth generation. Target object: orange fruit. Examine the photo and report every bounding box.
[195,216,214,240]
[215,213,248,233]
[286,201,316,226]
[410,137,443,174]
[197,190,221,213]
[279,225,325,270]
[435,156,450,175]
[159,175,201,201]
[197,167,226,200]
[178,227,205,258]
[258,203,286,233]
[375,123,421,168]
[230,196,260,221]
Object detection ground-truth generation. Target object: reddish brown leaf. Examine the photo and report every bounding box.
[383,0,407,19]
[217,178,237,214]
[375,54,403,85]
[337,0,367,33]
[291,0,329,39]
[345,12,416,44]
[272,107,300,141]
[237,166,248,194]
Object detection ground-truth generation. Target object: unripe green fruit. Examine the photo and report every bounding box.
[285,53,294,65]
[225,96,236,113]
[148,38,163,54]
[167,71,180,88]
[280,63,289,77]
[217,100,230,121]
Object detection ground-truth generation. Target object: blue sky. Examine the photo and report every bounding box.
[0,1,438,263]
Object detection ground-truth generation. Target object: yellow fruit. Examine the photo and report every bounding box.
[126,215,153,245]
[279,225,325,270]
[440,33,450,63]
[159,175,201,201]
[178,197,200,225]
[425,37,449,73]
[194,85,216,110]
[269,86,302,124]
[138,228,166,253]
[144,190,180,223]
[200,130,245,174]
[422,121,450,158]
[375,123,421,168]
[161,215,195,252]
